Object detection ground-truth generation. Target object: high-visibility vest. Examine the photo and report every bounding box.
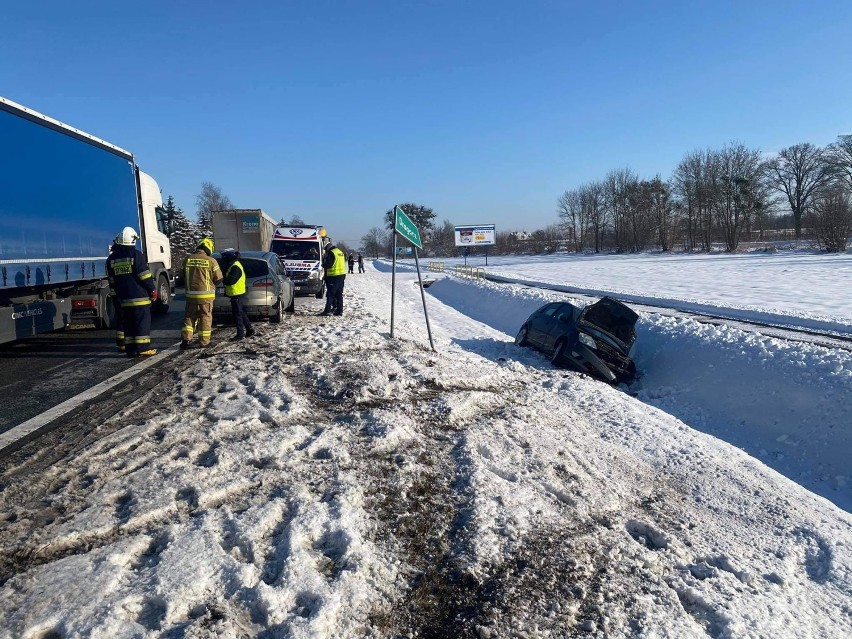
[327,247,346,276]
[224,261,246,297]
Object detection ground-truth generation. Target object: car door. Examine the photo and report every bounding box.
[542,303,576,352]
[527,303,559,347]
[541,303,571,351]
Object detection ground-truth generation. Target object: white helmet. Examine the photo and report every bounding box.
[117,227,139,245]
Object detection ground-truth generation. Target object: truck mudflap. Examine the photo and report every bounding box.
[0,299,71,344]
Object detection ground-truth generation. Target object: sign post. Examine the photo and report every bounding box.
[390,205,435,351]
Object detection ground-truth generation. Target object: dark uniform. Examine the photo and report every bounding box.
[321,244,346,316]
[221,251,255,340]
[357,253,365,273]
[106,243,157,357]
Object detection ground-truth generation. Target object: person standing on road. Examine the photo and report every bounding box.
[220,249,255,341]
[105,227,158,358]
[357,253,364,273]
[107,235,125,352]
[348,253,355,274]
[181,238,223,349]
[319,241,346,316]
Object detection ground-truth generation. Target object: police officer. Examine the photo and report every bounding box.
[220,249,255,341]
[320,240,346,316]
[181,238,223,349]
[105,226,158,358]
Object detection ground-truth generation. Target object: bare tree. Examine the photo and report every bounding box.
[766,143,834,239]
[361,227,389,258]
[827,134,852,191]
[580,182,607,253]
[713,143,766,252]
[195,182,233,238]
[647,176,674,251]
[603,168,638,252]
[557,189,587,252]
[808,187,852,252]
[671,151,706,250]
[428,220,457,257]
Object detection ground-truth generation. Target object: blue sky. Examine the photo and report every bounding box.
[3,0,852,246]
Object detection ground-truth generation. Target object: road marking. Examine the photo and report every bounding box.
[0,345,179,455]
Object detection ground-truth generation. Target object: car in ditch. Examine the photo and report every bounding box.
[515,297,638,384]
[213,251,295,323]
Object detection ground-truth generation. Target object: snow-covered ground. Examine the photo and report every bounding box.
[0,251,850,638]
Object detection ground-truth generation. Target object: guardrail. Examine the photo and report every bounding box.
[428,261,445,272]
[453,265,487,279]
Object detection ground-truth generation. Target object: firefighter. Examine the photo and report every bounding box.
[220,249,255,341]
[319,240,346,316]
[108,235,125,351]
[105,226,158,358]
[181,238,223,349]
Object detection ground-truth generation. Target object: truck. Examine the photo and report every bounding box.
[0,96,174,345]
[270,225,328,298]
[211,209,276,253]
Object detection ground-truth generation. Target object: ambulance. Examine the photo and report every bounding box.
[270,225,328,298]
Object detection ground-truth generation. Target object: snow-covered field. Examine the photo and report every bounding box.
[0,251,850,638]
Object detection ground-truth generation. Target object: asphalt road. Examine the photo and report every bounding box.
[0,295,189,434]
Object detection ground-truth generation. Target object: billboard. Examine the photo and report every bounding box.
[454,224,496,246]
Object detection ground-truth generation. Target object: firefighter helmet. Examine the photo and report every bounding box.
[197,238,214,253]
[117,227,139,245]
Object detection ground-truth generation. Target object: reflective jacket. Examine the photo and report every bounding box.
[223,260,247,297]
[183,249,223,302]
[106,245,155,307]
[324,247,346,276]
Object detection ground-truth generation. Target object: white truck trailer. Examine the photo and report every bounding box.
[0,96,174,345]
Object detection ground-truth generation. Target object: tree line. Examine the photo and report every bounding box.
[362,136,852,257]
[557,137,852,254]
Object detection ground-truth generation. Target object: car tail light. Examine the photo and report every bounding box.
[252,279,273,288]
[72,299,97,308]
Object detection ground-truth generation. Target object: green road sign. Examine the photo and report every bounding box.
[394,206,422,249]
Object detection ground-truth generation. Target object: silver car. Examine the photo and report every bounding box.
[213,251,295,323]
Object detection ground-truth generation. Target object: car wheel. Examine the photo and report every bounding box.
[515,325,529,346]
[270,296,283,323]
[551,339,567,366]
[285,288,295,313]
[153,275,170,314]
[315,281,325,299]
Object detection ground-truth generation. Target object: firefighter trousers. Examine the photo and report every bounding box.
[122,305,152,355]
[183,301,214,346]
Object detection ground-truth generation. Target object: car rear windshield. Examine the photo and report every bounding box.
[242,259,269,278]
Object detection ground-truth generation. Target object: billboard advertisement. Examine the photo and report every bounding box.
[454,224,496,246]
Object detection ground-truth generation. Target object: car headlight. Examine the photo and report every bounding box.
[308,270,319,280]
[578,332,597,349]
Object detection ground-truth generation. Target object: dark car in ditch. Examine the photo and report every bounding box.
[515,297,638,384]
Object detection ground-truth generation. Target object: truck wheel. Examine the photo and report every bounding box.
[270,297,283,323]
[154,275,171,314]
[315,281,325,299]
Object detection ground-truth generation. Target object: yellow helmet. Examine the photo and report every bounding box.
[196,238,214,253]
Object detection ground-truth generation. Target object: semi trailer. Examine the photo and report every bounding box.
[211,209,276,252]
[0,96,174,345]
